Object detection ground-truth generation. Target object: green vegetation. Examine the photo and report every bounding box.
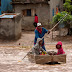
[64,0,72,14]
[52,0,72,28]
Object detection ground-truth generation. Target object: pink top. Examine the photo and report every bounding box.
[56,41,65,55]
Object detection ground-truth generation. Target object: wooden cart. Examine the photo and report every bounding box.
[27,52,66,64]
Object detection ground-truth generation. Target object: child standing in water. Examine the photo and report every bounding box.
[56,41,65,55]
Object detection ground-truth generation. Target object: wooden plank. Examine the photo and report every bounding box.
[53,54,66,63]
[35,55,53,64]
[27,52,35,63]
[27,52,66,64]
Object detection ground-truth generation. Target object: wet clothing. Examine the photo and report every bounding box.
[32,38,45,55]
[56,41,65,55]
[34,27,48,51]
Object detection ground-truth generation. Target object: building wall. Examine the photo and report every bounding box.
[49,0,63,21]
[0,13,22,40]
[14,0,64,30]
[37,4,50,28]
[14,3,50,30]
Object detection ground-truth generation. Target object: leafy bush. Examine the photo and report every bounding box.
[52,11,72,28]
[64,0,72,13]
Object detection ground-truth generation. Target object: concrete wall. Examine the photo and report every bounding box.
[0,13,22,40]
[14,3,50,30]
[15,14,22,39]
[14,0,64,30]
[0,18,15,39]
[37,4,50,28]
[49,0,63,21]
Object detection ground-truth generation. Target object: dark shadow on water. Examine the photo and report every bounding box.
[43,62,61,65]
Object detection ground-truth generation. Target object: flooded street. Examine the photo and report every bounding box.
[0,31,72,72]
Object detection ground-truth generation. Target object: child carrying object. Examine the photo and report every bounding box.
[56,41,65,55]
[32,38,47,55]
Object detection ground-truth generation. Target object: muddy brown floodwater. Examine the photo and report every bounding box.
[0,31,72,72]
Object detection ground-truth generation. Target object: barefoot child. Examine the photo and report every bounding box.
[32,38,46,55]
[56,41,65,55]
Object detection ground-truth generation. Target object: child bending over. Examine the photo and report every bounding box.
[32,38,46,55]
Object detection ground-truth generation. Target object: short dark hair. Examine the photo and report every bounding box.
[35,14,37,16]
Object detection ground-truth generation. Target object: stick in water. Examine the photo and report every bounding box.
[22,49,32,60]
[42,14,68,39]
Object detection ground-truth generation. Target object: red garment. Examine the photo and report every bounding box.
[36,27,42,34]
[56,41,65,55]
[34,16,38,23]
[56,7,58,15]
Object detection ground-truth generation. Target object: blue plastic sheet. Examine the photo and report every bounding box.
[0,15,16,18]
[1,0,13,12]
